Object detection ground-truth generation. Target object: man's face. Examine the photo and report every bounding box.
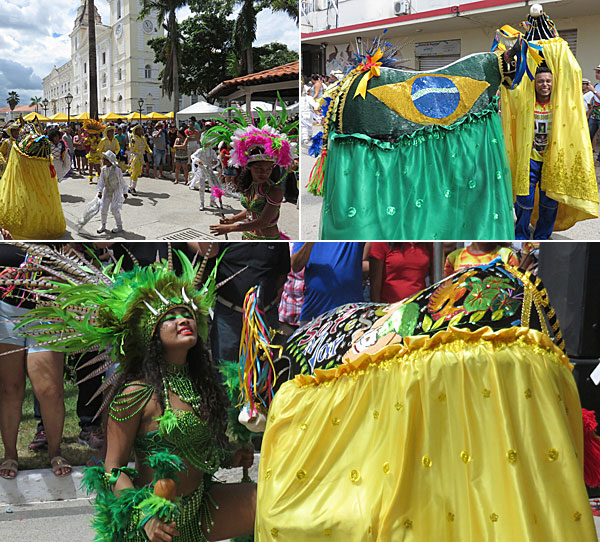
[535,72,553,100]
[595,69,600,81]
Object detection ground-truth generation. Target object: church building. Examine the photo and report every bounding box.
[42,0,196,117]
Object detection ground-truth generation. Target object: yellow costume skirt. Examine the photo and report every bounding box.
[130,153,143,181]
[0,147,65,239]
[257,327,596,541]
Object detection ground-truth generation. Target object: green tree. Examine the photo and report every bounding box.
[148,8,234,102]
[7,91,19,111]
[252,42,298,73]
[190,0,297,76]
[140,0,188,115]
[29,96,42,113]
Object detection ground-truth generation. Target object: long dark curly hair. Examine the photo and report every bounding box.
[125,333,229,440]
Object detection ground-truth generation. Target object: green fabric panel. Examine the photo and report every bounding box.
[340,52,502,138]
[320,106,514,240]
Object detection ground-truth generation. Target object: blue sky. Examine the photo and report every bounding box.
[0,0,299,108]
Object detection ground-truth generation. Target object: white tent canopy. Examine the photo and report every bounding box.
[176,101,225,124]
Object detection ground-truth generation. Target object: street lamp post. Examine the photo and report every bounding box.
[42,98,49,117]
[65,92,73,128]
[138,98,144,126]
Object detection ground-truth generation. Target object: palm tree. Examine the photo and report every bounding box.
[233,0,298,76]
[29,96,42,113]
[7,91,20,111]
[88,0,99,119]
[140,0,188,116]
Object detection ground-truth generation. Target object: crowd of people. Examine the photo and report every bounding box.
[0,111,299,240]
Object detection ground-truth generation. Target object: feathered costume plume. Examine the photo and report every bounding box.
[0,242,227,413]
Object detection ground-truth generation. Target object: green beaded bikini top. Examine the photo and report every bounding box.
[110,365,224,475]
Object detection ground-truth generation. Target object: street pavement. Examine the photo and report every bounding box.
[300,126,600,240]
[55,170,299,241]
[0,458,260,541]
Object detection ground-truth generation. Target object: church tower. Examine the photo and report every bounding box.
[107,0,170,114]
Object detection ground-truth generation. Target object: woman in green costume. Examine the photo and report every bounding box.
[3,244,256,542]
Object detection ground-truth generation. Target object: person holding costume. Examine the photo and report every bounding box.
[0,127,66,239]
[96,150,129,234]
[204,113,296,240]
[239,259,600,540]
[498,6,599,238]
[84,119,105,184]
[0,122,20,168]
[99,125,121,160]
[308,30,521,240]
[129,124,152,196]
[2,244,257,542]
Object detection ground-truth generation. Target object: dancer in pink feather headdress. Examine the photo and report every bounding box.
[207,116,297,240]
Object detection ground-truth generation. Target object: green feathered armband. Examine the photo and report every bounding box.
[145,451,185,484]
[80,466,152,542]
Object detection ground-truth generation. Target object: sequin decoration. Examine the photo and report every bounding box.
[496,170,502,180]
[460,451,471,464]
[422,456,432,468]
[573,512,582,522]
[271,528,279,537]
[383,462,391,474]
[468,179,476,189]
[547,449,559,462]
[415,199,423,208]
[386,206,396,216]
[438,393,446,402]
[347,207,357,218]
[373,410,380,419]
[444,190,452,198]
[403,519,413,529]
[332,417,341,426]
[525,389,533,399]
[447,513,455,522]
[323,528,332,537]
[482,389,491,398]
[350,469,361,483]
[265,468,272,480]
[296,469,307,480]
[507,450,518,464]
[490,513,499,522]
[395,402,404,411]
[300,423,307,431]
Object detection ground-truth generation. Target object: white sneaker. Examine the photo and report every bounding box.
[111,226,122,233]
[199,203,205,211]
[97,226,107,234]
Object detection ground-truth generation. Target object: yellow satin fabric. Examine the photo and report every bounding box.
[257,327,596,541]
[0,146,66,239]
[501,38,599,231]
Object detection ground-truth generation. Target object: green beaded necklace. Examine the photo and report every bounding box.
[163,362,203,414]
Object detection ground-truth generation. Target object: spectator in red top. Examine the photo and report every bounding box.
[369,242,433,303]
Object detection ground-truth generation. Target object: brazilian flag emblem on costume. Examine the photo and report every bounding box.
[369,74,490,126]
[319,51,515,241]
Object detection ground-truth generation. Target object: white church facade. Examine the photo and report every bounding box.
[43,0,197,117]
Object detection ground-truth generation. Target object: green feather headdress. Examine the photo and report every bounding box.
[0,243,237,400]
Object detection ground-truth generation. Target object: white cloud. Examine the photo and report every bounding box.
[0,0,298,107]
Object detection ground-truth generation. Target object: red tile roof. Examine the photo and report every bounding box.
[209,61,299,99]
[0,105,37,114]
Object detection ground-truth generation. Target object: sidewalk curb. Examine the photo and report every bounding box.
[0,453,261,506]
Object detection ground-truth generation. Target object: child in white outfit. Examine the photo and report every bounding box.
[97,150,128,233]
[190,146,220,211]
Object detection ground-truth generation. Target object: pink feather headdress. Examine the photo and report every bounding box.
[230,125,295,169]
